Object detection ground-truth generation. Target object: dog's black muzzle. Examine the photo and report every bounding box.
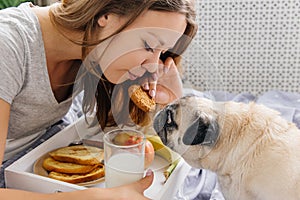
[153,97,220,147]
[153,105,178,146]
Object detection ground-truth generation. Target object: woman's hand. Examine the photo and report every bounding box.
[142,57,183,105]
[74,169,154,200]
[108,169,154,200]
[155,57,183,105]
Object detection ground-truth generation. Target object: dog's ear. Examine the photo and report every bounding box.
[183,115,219,146]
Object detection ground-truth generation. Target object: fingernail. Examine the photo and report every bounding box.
[152,73,158,81]
[143,83,149,90]
[146,169,153,176]
[163,67,169,74]
[150,89,156,98]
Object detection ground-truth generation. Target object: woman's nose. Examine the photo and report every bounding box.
[142,50,162,73]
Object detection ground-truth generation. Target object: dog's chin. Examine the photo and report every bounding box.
[171,144,204,169]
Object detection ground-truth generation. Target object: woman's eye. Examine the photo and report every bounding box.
[144,41,154,53]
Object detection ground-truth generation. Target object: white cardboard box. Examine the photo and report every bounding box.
[5,117,192,199]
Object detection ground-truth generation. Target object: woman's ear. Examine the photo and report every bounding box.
[98,14,109,27]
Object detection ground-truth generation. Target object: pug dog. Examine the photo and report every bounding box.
[153,95,300,200]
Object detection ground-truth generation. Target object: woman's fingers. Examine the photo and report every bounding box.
[155,57,183,104]
[109,169,154,200]
[140,57,181,102]
[148,72,158,98]
[142,79,150,90]
[141,61,163,98]
[140,73,157,98]
[133,169,154,193]
[162,57,173,74]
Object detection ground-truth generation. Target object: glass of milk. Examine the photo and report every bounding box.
[104,128,145,188]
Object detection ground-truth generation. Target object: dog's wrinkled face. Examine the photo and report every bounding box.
[153,95,220,168]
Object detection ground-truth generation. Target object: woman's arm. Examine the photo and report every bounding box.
[0,166,153,200]
[0,99,10,164]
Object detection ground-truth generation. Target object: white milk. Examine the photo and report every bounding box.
[105,153,144,188]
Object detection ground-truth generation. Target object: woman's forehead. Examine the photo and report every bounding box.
[119,27,185,49]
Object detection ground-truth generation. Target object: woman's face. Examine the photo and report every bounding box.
[92,11,187,84]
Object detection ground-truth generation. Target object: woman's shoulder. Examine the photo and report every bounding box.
[0,3,42,42]
[0,2,44,64]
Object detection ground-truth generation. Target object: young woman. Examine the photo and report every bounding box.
[0,0,197,199]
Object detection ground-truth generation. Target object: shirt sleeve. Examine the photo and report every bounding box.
[0,23,25,104]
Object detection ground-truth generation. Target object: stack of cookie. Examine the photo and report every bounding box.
[42,145,104,184]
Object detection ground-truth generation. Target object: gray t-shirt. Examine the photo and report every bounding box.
[0,3,72,160]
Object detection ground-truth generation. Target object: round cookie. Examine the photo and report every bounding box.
[128,85,156,112]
